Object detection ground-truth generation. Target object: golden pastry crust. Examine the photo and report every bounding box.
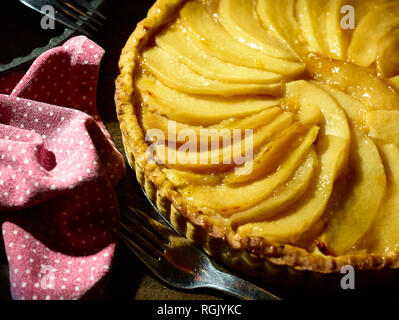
[115,0,399,275]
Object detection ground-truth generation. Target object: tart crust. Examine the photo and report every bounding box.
[115,0,399,275]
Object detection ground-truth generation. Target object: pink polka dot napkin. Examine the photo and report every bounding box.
[0,36,126,300]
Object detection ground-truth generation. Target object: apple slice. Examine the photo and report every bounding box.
[218,0,297,59]
[236,135,347,242]
[155,112,295,172]
[162,168,223,187]
[136,77,280,126]
[296,0,329,56]
[320,131,386,255]
[357,144,399,255]
[348,1,399,67]
[256,0,309,57]
[155,24,283,84]
[366,110,399,145]
[305,54,399,110]
[376,29,399,78]
[229,149,317,226]
[324,0,350,60]
[177,133,318,215]
[390,75,399,92]
[141,107,282,143]
[141,46,283,96]
[179,2,305,75]
[224,124,318,185]
[284,80,350,177]
[311,81,365,129]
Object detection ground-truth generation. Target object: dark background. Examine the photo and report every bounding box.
[1,0,399,301]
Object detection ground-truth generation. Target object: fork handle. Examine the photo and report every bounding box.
[201,268,281,300]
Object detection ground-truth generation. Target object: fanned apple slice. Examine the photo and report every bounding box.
[162,168,224,187]
[230,149,317,226]
[376,29,399,78]
[156,25,283,84]
[285,80,350,138]
[256,0,309,56]
[178,132,318,215]
[224,124,318,185]
[296,0,329,56]
[284,80,350,177]
[390,75,399,92]
[357,144,399,255]
[305,54,399,110]
[141,46,283,96]
[324,0,349,60]
[348,1,399,67]
[366,110,399,145]
[320,131,386,255]
[218,0,297,59]
[311,81,365,129]
[179,2,305,75]
[136,77,280,125]
[237,135,347,243]
[141,108,282,143]
[155,112,295,172]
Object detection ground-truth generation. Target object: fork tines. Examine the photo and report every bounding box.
[55,0,106,35]
[119,206,171,261]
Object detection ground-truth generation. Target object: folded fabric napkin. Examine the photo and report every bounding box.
[0,36,126,300]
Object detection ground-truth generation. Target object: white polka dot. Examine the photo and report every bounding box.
[21,282,27,288]
[34,283,39,288]
[32,296,37,300]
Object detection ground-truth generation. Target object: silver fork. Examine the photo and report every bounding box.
[18,0,106,37]
[117,205,281,300]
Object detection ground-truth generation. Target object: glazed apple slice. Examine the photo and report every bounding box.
[311,81,365,129]
[236,135,347,243]
[179,1,305,75]
[218,0,297,59]
[229,149,317,226]
[367,110,399,145]
[376,29,399,78]
[296,0,329,56]
[348,1,399,67]
[324,0,350,60]
[357,144,399,255]
[390,76,399,92]
[320,130,386,255]
[141,46,283,96]
[136,77,280,126]
[141,107,282,143]
[155,25,283,84]
[305,54,399,110]
[224,124,317,185]
[177,132,317,215]
[161,168,224,187]
[256,0,309,57]
[155,112,295,172]
[284,80,350,177]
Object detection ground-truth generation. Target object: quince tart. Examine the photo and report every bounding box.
[115,0,399,275]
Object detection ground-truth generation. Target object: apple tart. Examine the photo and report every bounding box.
[115,0,399,275]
